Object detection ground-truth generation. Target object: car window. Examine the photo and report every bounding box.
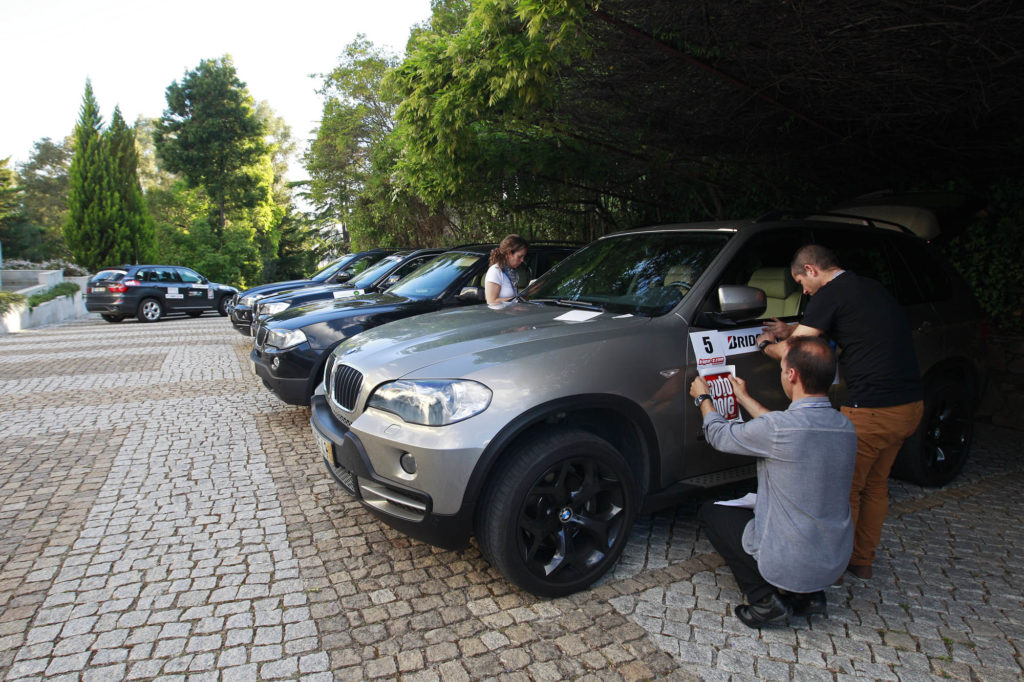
[92,269,126,283]
[347,255,404,288]
[887,235,954,304]
[157,268,181,283]
[526,232,729,317]
[388,252,485,299]
[700,228,811,320]
[311,254,356,282]
[810,229,896,295]
[177,268,203,284]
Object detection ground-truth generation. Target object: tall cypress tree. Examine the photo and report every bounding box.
[107,107,156,263]
[64,80,119,271]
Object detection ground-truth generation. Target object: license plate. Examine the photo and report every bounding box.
[92,287,105,292]
[313,429,330,458]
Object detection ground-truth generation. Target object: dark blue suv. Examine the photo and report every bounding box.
[85,265,239,323]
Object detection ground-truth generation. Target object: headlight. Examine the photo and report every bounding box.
[239,295,262,307]
[368,380,492,426]
[260,301,290,316]
[265,328,307,350]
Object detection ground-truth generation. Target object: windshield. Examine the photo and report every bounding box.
[525,231,730,316]
[311,254,356,281]
[345,254,403,289]
[387,251,483,299]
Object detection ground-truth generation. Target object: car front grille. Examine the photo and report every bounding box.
[332,364,363,412]
[254,325,269,349]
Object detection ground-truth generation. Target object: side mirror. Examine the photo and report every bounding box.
[457,286,485,303]
[383,274,402,288]
[717,285,767,322]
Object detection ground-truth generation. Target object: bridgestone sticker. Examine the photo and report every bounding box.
[689,325,764,368]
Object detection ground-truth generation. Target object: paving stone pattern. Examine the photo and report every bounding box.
[0,315,1021,681]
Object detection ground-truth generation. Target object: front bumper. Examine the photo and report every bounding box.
[310,395,473,549]
[230,305,254,334]
[249,346,317,406]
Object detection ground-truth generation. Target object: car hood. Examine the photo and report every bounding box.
[267,292,414,329]
[261,282,352,304]
[239,279,315,298]
[333,303,651,379]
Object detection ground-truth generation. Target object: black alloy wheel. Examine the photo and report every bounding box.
[218,295,231,316]
[477,428,637,597]
[893,378,974,487]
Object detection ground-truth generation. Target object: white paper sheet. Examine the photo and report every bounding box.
[554,310,602,322]
[714,492,757,508]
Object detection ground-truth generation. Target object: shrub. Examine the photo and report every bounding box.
[1,258,90,276]
[27,282,80,309]
[0,291,27,316]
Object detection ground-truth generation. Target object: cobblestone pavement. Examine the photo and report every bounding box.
[0,315,1021,681]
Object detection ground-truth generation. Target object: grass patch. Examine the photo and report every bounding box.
[27,282,80,309]
[0,291,27,315]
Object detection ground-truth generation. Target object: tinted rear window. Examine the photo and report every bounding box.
[91,270,126,283]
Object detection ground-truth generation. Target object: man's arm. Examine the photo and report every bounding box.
[728,374,771,418]
[757,323,823,361]
[689,376,774,458]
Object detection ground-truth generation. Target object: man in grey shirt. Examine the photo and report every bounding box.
[689,336,857,627]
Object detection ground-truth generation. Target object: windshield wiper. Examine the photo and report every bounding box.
[527,297,606,311]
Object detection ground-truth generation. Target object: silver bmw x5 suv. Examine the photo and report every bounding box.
[310,216,984,596]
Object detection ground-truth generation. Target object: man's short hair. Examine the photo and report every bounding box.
[791,244,841,274]
[784,336,836,394]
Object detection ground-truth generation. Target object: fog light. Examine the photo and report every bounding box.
[271,357,280,370]
[399,452,417,475]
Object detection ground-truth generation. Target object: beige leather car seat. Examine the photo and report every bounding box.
[746,267,801,318]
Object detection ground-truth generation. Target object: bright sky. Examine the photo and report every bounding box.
[0,0,432,180]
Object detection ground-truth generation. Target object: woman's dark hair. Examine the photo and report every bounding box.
[784,336,836,394]
[489,234,529,267]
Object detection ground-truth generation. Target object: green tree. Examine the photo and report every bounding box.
[64,80,126,271]
[17,137,73,259]
[106,107,156,263]
[155,56,270,236]
[0,157,41,260]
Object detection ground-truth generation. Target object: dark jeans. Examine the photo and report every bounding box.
[698,501,776,604]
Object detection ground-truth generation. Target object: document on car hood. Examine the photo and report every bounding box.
[554,310,603,322]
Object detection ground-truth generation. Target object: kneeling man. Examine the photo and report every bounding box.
[689,336,856,627]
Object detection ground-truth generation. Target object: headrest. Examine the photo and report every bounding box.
[747,267,798,299]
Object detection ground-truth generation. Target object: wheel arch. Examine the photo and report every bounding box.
[465,394,659,513]
[923,356,983,402]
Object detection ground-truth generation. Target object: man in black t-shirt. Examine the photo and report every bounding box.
[756,245,923,581]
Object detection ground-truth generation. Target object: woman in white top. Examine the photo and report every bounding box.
[485,234,529,305]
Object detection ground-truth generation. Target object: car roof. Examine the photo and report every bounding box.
[600,212,926,241]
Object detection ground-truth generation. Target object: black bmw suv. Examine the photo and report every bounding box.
[85,265,238,323]
[249,243,579,405]
[228,249,398,335]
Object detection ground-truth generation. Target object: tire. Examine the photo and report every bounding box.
[137,298,163,323]
[892,377,974,487]
[100,314,124,323]
[218,295,231,316]
[187,311,203,318]
[476,428,637,597]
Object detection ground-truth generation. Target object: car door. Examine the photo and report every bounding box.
[154,267,186,312]
[177,267,212,310]
[680,227,811,479]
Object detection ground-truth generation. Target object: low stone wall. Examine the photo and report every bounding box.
[978,332,1024,430]
[0,273,91,334]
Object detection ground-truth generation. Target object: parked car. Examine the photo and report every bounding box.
[250,243,578,405]
[249,248,447,332]
[310,215,985,596]
[228,249,397,335]
[85,265,239,323]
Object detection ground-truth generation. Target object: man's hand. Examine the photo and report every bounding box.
[761,317,792,340]
[728,374,749,401]
[689,376,709,400]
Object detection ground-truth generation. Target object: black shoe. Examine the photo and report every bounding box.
[784,590,827,619]
[735,592,792,628]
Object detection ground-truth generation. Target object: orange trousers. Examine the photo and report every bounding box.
[841,401,924,567]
